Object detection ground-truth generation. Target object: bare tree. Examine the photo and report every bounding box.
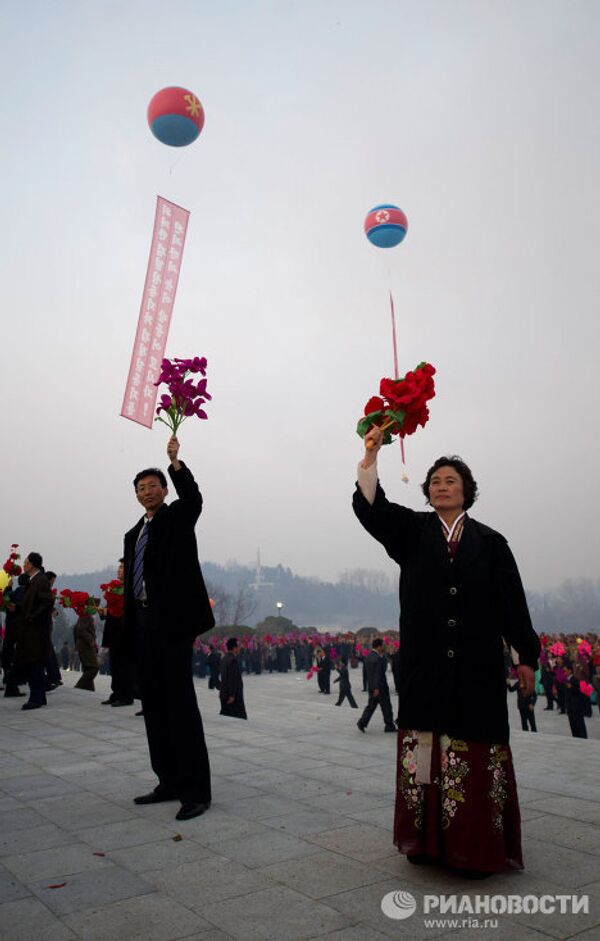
[231,582,257,626]
[337,568,395,593]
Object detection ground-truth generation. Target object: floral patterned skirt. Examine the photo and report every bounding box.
[394,729,524,872]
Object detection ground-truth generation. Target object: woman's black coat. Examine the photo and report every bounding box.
[353,482,540,744]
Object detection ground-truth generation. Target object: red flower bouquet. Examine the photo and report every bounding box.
[154,356,211,436]
[59,589,99,618]
[3,544,23,578]
[357,362,436,448]
[100,579,124,619]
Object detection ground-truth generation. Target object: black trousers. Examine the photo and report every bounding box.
[108,642,134,703]
[359,688,394,728]
[27,662,47,706]
[336,689,358,708]
[567,712,587,739]
[541,675,555,709]
[45,644,62,687]
[519,708,537,732]
[136,607,211,804]
[318,670,331,694]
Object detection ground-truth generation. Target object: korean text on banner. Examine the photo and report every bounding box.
[121,196,190,428]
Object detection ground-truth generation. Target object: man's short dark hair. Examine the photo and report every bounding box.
[133,467,167,490]
[27,551,43,569]
[372,638,383,649]
[421,456,478,511]
[226,637,238,651]
[46,571,57,581]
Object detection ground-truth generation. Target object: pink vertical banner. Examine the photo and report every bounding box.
[121,196,190,428]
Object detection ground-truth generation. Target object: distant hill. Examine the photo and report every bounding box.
[53,563,600,634]
[54,561,399,631]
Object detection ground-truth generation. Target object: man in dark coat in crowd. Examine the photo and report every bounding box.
[219,637,247,719]
[123,436,215,822]
[207,645,222,690]
[2,573,29,697]
[14,552,55,710]
[357,638,396,732]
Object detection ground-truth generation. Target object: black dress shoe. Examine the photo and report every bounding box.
[4,691,25,697]
[135,709,144,716]
[101,699,114,705]
[356,721,366,733]
[22,702,44,710]
[111,700,134,707]
[175,802,210,821]
[134,788,178,805]
[384,725,397,732]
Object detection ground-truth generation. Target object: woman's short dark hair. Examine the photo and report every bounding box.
[226,637,238,651]
[27,551,43,569]
[421,456,478,511]
[133,467,167,490]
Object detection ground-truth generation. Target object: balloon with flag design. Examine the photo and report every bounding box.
[147,86,205,147]
[364,204,408,248]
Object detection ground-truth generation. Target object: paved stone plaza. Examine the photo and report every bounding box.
[0,669,598,941]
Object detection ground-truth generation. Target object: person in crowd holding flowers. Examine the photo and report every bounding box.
[124,435,214,822]
[73,612,99,691]
[14,552,55,711]
[564,664,589,739]
[2,573,29,698]
[99,559,133,706]
[353,428,540,875]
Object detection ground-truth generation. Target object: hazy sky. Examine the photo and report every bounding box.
[2,0,599,593]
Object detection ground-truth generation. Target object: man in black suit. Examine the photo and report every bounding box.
[357,638,396,732]
[14,553,55,710]
[219,637,247,719]
[123,436,215,821]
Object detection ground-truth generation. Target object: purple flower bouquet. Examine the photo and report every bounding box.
[154,356,211,436]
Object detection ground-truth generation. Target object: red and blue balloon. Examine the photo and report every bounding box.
[364,204,408,248]
[147,86,205,147]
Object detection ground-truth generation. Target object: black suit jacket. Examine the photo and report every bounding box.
[353,481,540,743]
[123,462,215,641]
[365,650,389,694]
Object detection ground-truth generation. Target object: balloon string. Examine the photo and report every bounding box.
[168,154,185,177]
[389,290,406,465]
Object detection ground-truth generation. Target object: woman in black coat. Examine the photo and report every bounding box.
[353,427,540,875]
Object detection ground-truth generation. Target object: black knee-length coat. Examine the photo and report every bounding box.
[353,482,540,744]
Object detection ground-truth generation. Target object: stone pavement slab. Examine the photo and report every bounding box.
[0,669,597,941]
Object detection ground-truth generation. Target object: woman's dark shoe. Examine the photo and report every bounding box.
[407,854,433,865]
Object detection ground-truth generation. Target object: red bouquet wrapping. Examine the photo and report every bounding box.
[100,579,125,619]
[59,589,99,617]
[357,362,436,446]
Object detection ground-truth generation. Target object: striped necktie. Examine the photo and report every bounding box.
[132,520,149,600]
